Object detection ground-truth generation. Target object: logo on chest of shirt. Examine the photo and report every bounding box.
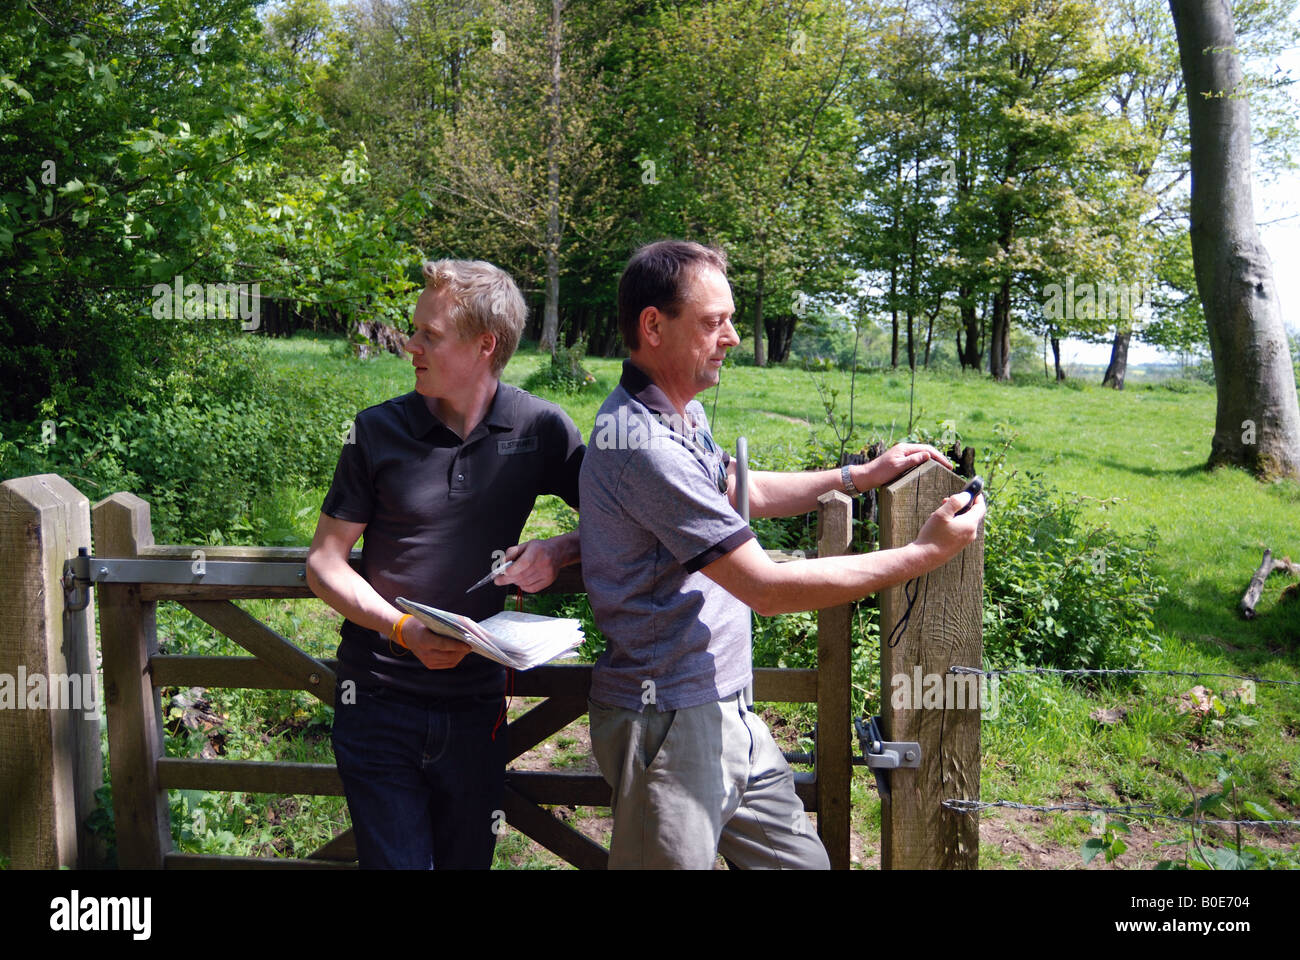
[497,436,540,456]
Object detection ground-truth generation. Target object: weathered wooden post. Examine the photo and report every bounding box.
[815,490,853,868]
[93,492,171,867]
[878,460,984,869]
[0,475,103,868]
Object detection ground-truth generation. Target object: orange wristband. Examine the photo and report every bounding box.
[390,614,412,649]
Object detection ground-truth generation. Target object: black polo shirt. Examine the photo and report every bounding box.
[321,384,585,699]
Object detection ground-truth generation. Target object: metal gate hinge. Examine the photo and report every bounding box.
[62,548,92,612]
[854,715,921,800]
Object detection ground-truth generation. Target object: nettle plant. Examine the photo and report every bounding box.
[981,473,1165,671]
[1078,764,1300,870]
[1155,766,1298,871]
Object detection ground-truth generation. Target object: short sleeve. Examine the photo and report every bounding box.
[542,407,586,510]
[320,415,374,524]
[617,437,753,573]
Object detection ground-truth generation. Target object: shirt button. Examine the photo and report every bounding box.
[457,473,465,482]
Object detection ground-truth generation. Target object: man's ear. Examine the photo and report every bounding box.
[478,331,497,364]
[640,306,663,348]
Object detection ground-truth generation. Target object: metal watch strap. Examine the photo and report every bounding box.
[841,463,860,496]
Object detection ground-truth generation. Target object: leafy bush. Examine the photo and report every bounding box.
[0,333,369,543]
[1155,377,1205,394]
[745,427,1166,693]
[982,474,1166,670]
[522,336,599,394]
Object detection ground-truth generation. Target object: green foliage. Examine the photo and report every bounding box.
[522,336,599,395]
[0,0,302,418]
[85,782,116,868]
[1153,766,1300,870]
[1079,813,1130,865]
[982,473,1166,671]
[0,334,368,542]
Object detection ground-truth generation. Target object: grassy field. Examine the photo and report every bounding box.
[147,333,1299,869]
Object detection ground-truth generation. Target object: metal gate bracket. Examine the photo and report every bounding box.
[854,715,921,800]
[62,552,308,595]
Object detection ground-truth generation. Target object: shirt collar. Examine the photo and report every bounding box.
[401,382,516,439]
[620,359,678,419]
[620,360,708,440]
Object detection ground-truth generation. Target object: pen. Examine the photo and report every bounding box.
[466,560,513,594]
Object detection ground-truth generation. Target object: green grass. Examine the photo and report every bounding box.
[118,332,1300,868]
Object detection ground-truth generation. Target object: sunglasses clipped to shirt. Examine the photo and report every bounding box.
[687,428,729,495]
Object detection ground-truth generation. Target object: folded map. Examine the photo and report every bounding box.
[394,596,584,670]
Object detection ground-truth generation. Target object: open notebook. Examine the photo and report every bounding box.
[394,597,584,670]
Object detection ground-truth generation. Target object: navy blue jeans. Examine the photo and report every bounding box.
[332,682,508,869]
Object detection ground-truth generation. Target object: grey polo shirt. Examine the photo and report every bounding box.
[581,360,755,712]
[321,385,584,700]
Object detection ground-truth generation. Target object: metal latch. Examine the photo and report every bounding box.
[854,715,921,799]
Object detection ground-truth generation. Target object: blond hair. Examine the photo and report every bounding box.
[421,260,527,376]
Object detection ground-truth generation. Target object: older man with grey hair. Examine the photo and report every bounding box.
[307,259,585,869]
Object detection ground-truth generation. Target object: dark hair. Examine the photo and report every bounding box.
[617,240,728,350]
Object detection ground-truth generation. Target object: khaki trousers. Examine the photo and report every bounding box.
[589,691,831,870]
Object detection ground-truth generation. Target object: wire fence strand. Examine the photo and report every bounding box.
[941,798,1300,829]
[948,665,1300,687]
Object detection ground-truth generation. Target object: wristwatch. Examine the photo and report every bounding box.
[840,464,861,496]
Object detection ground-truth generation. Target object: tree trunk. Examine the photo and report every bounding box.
[978,296,990,366]
[906,229,918,370]
[989,280,1012,381]
[1050,334,1065,381]
[923,310,935,368]
[1170,0,1300,479]
[1102,329,1130,389]
[752,261,767,367]
[889,263,899,368]
[768,315,796,364]
[539,0,564,355]
[959,287,980,369]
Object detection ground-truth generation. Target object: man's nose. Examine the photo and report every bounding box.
[721,318,740,347]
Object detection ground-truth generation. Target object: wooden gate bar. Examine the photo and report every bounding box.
[179,600,336,706]
[150,655,340,690]
[505,696,588,763]
[307,829,357,861]
[157,757,344,795]
[505,771,610,806]
[94,492,171,869]
[510,663,593,697]
[165,853,353,869]
[814,490,853,869]
[503,787,609,869]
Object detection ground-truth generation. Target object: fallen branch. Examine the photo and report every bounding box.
[1239,548,1300,619]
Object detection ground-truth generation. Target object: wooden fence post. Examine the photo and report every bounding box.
[878,460,984,869]
[94,492,171,867]
[0,475,102,868]
[815,490,852,868]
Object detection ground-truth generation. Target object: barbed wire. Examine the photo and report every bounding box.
[941,798,1300,829]
[948,665,1300,687]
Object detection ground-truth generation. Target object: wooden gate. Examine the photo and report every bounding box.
[87,489,856,869]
